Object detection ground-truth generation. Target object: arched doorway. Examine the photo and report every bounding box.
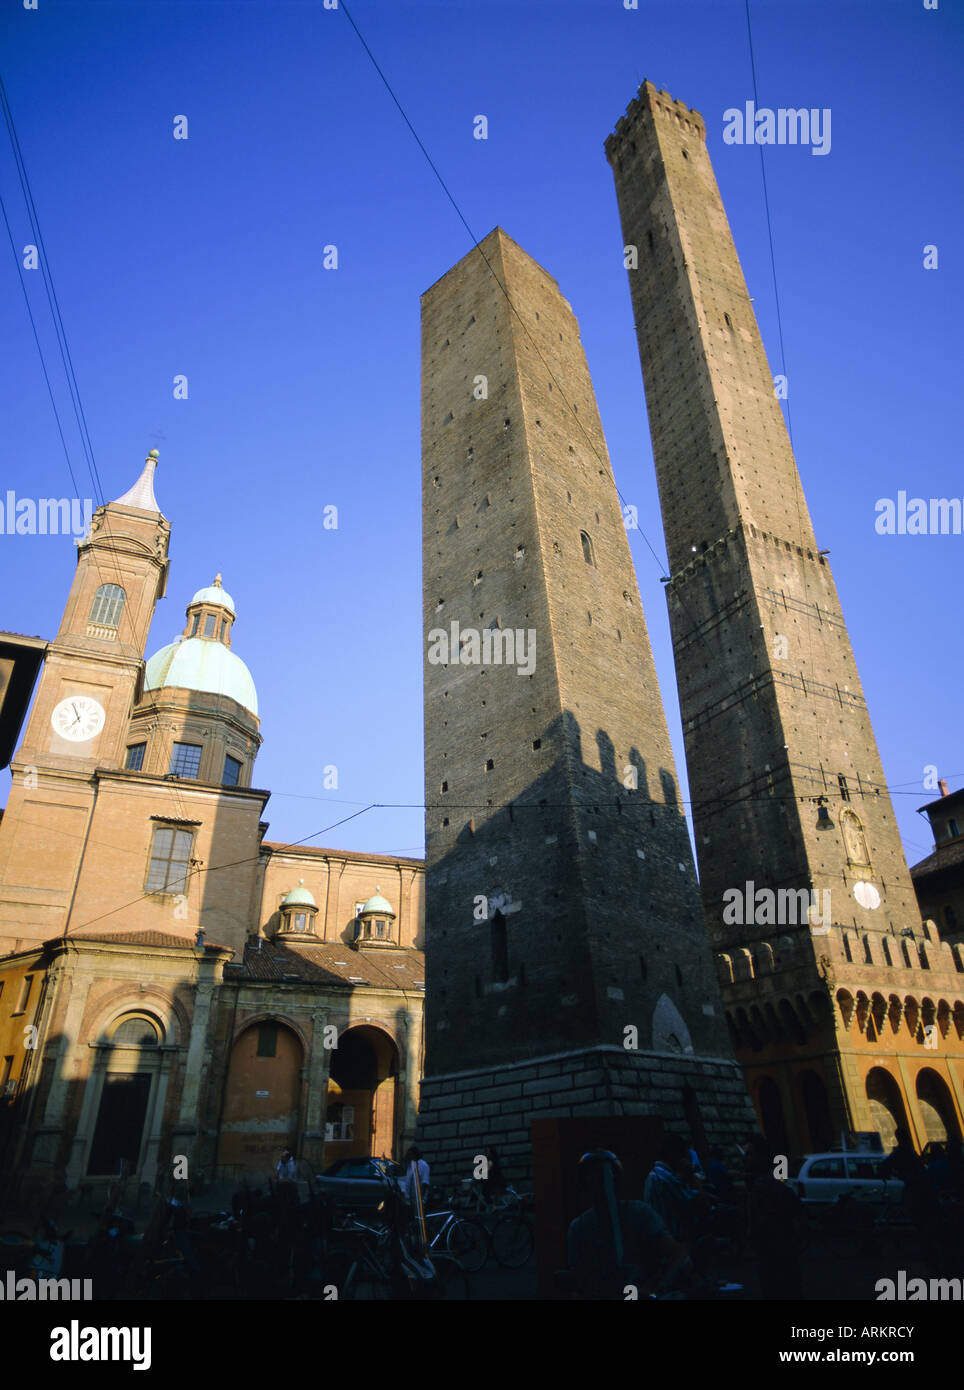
[866,1066,909,1149]
[219,1020,304,1173]
[916,1068,962,1146]
[756,1076,789,1154]
[86,1013,166,1179]
[325,1025,399,1162]
[798,1069,833,1150]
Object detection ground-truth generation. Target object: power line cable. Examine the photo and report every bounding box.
[0,73,106,505]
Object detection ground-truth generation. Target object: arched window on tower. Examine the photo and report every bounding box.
[840,810,871,867]
[89,583,126,630]
[580,532,596,567]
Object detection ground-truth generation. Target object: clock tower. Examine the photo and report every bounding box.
[0,452,170,947]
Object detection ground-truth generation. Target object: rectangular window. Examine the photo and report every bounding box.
[146,826,193,894]
[13,975,33,1015]
[204,614,216,637]
[190,614,200,636]
[223,755,242,787]
[257,1024,278,1058]
[169,743,202,779]
[125,744,146,771]
[491,912,509,983]
[809,1158,845,1178]
[325,1104,355,1142]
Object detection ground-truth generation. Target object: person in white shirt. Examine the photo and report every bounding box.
[400,1146,430,1205]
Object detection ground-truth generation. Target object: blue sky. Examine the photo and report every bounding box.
[1,0,961,871]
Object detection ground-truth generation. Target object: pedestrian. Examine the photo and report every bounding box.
[707,1146,732,1195]
[400,1145,430,1206]
[276,1147,298,1207]
[479,1145,506,1208]
[881,1128,936,1221]
[643,1133,706,1242]
[744,1136,803,1299]
[567,1150,701,1300]
[688,1146,706,1182]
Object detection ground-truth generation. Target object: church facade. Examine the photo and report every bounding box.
[0,454,424,1205]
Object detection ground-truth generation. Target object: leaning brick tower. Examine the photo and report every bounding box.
[417,227,754,1184]
[606,83,964,1154]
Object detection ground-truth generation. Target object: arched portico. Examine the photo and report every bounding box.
[325,1024,400,1162]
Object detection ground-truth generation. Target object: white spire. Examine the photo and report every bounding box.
[113,449,163,514]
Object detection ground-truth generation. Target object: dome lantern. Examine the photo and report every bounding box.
[355,886,396,946]
[143,577,258,718]
[185,574,236,647]
[278,880,319,942]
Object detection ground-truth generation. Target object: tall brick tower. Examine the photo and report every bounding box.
[606,83,964,1154]
[0,454,170,951]
[418,228,754,1183]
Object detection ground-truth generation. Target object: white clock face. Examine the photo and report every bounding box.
[51,695,106,743]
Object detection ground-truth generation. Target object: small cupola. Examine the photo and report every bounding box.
[355,887,396,946]
[278,880,319,941]
[184,574,236,647]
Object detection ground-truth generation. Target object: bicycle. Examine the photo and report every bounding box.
[333,1193,472,1300]
[335,1215,397,1301]
[408,1202,489,1272]
[460,1179,535,1268]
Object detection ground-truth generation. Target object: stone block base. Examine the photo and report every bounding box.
[416,1043,757,1191]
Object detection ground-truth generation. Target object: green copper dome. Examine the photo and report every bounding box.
[283,881,317,908]
[144,637,258,716]
[359,891,394,917]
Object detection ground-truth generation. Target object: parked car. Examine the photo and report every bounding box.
[314,1156,403,1208]
[786,1151,903,1205]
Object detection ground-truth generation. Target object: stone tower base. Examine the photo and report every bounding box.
[416,1044,758,1191]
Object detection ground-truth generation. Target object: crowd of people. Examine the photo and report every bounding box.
[14,1127,963,1300]
[565,1131,964,1300]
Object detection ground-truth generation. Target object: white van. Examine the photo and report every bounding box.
[786,1151,904,1205]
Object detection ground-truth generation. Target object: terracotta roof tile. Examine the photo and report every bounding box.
[68,929,230,950]
[911,838,964,879]
[226,938,425,989]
